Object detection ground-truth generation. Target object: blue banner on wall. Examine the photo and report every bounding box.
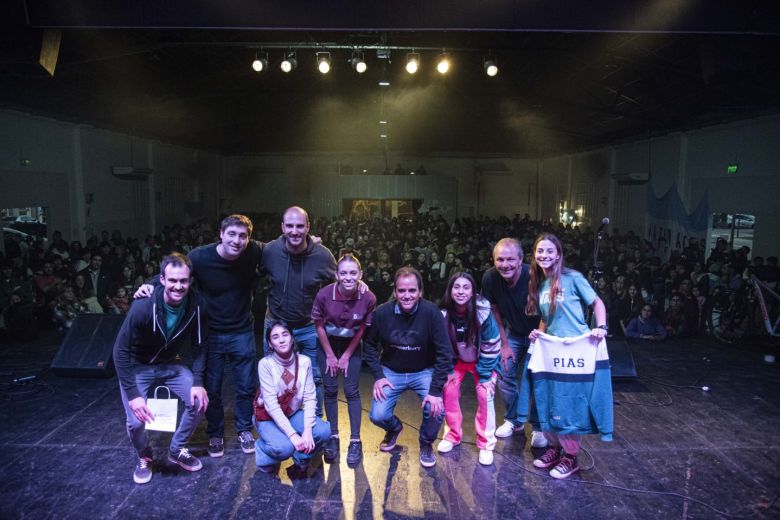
[645,183,709,260]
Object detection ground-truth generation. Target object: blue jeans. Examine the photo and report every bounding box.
[204,331,257,438]
[253,410,331,467]
[263,319,323,417]
[119,363,204,457]
[369,367,443,447]
[496,332,529,423]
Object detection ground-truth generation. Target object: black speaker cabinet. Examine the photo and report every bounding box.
[608,339,638,381]
[51,313,126,378]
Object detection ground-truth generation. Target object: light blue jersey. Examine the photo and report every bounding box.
[539,270,596,337]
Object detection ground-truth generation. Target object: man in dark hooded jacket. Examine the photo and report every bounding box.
[115,252,209,484]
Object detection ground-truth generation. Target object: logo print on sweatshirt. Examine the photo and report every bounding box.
[540,288,565,306]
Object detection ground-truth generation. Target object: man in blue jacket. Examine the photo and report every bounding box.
[115,253,209,484]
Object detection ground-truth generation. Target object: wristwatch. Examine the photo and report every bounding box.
[596,324,609,331]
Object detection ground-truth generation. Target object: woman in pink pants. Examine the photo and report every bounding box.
[437,272,501,465]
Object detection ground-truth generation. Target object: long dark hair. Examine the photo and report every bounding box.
[440,271,479,347]
[526,233,567,319]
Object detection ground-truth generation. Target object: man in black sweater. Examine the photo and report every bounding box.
[115,253,209,484]
[135,214,263,458]
[363,267,453,468]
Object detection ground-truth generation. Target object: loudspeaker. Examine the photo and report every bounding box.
[608,339,637,381]
[51,313,126,378]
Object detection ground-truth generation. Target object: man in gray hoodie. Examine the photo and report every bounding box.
[261,206,337,415]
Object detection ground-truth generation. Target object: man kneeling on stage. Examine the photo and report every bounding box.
[114,252,209,484]
[364,267,453,468]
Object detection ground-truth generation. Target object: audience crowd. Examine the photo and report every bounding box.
[2,212,777,342]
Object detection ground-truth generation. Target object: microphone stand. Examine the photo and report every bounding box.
[593,227,605,284]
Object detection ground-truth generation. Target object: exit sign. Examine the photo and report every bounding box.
[727,164,738,174]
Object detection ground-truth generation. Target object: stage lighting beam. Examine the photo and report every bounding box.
[317,52,331,74]
[484,57,498,77]
[406,52,420,74]
[281,52,297,73]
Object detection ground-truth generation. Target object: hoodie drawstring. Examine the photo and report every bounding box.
[197,305,201,344]
[152,303,156,333]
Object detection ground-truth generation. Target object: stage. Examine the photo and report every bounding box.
[0,331,778,519]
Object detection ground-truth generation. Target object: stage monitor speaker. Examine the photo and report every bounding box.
[608,339,637,381]
[51,313,125,378]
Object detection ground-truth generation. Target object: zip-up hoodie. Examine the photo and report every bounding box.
[113,285,209,401]
[262,234,336,327]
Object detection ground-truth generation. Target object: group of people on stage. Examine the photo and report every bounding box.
[114,207,612,485]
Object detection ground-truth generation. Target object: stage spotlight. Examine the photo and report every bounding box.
[436,53,450,74]
[317,52,331,74]
[484,58,498,77]
[406,52,419,74]
[351,51,367,73]
[251,52,268,72]
[281,52,297,73]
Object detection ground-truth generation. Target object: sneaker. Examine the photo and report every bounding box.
[550,454,580,480]
[168,448,203,472]
[437,439,459,453]
[533,447,562,469]
[323,436,339,464]
[419,444,436,468]
[478,449,494,466]
[530,430,549,448]
[133,456,153,484]
[379,424,403,452]
[346,440,363,465]
[495,420,521,438]
[238,431,255,454]
[208,437,224,458]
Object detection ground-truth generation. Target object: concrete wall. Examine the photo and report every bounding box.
[0,110,221,243]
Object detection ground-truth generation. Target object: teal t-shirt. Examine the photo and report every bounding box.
[538,270,596,337]
[163,297,188,338]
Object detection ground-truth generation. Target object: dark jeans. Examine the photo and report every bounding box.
[496,332,529,423]
[204,330,257,438]
[318,340,362,439]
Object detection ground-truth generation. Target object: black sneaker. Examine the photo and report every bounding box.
[133,456,153,484]
[323,436,339,464]
[238,431,256,454]
[379,424,403,452]
[287,459,309,479]
[346,440,363,465]
[168,448,203,472]
[419,444,436,468]
[208,437,224,458]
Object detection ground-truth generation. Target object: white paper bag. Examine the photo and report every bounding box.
[146,386,178,432]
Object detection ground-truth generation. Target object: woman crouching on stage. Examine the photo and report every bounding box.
[253,321,331,475]
[437,272,501,466]
[524,234,611,480]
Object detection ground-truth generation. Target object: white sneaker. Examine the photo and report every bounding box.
[437,439,458,453]
[495,420,520,438]
[478,449,494,466]
[531,430,548,448]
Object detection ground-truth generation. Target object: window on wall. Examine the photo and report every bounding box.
[342,199,422,220]
[1,206,47,239]
[708,212,755,257]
